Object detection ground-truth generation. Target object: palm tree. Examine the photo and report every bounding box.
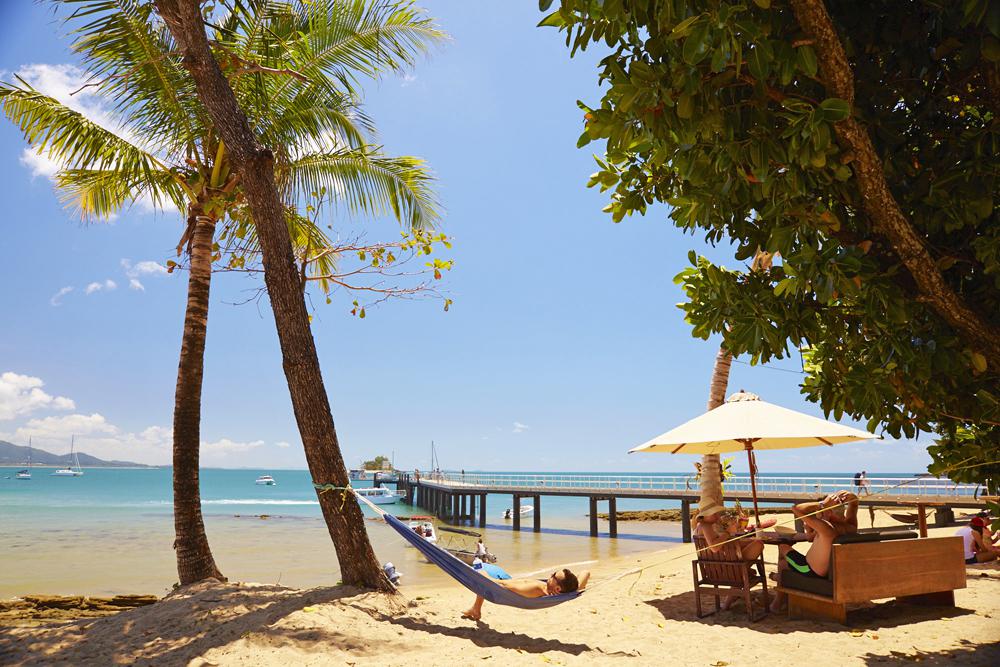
[0,0,442,586]
[698,251,773,514]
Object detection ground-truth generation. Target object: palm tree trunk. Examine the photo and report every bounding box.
[699,346,732,507]
[156,0,392,592]
[698,251,770,509]
[172,204,225,585]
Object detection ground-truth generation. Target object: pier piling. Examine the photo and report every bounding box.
[608,496,617,538]
[588,497,598,537]
[681,500,692,543]
[533,494,541,533]
[513,495,522,532]
[479,493,487,528]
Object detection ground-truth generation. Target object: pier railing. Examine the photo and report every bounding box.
[417,472,980,498]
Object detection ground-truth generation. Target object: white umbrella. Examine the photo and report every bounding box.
[629,391,877,527]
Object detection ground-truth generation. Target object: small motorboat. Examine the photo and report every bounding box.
[446,547,498,565]
[15,469,31,480]
[502,505,533,519]
[355,486,403,505]
[255,475,276,486]
[407,519,437,544]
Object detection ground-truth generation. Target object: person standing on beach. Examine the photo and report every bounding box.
[461,567,590,621]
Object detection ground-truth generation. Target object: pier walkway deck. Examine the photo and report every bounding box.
[395,473,986,543]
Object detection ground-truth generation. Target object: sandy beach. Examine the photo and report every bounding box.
[2,518,998,666]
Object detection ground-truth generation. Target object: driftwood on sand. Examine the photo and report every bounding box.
[0,594,158,626]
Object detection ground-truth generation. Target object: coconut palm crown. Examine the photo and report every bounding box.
[0,0,445,585]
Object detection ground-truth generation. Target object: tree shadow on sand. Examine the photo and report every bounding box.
[859,640,1000,665]
[0,582,363,667]
[644,590,973,633]
[341,602,608,657]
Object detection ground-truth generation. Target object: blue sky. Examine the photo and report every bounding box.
[0,2,934,473]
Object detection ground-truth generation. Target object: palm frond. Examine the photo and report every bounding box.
[0,82,172,177]
[60,0,204,160]
[55,167,187,219]
[284,147,440,230]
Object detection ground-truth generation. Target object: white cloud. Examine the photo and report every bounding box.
[401,73,417,87]
[50,286,74,306]
[201,438,265,461]
[8,414,171,464]
[275,441,291,448]
[21,148,60,180]
[122,259,169,293]
[85,279,117,295]
[0,372,76,421]
[512,421,529,434]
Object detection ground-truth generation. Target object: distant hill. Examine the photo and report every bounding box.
[0,440,154,468]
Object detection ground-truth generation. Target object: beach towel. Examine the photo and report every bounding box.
[383,513,582,609]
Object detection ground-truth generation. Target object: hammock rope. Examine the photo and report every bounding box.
[312,458,996,601]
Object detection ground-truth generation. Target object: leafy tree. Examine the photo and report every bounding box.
[1,0,445,587]
[363,455,391,470]
[542,0,999,488]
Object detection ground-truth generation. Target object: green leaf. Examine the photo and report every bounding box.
[752,0,772,8]
[797,46,818,76]
[677,93,694,119]
[819,98,852,121]
[971,351,988,373]
[538,0,555,11]
[682,21,711,65]
[747,40,773,80]
[537,11,565,28]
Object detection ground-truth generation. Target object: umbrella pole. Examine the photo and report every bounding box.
[744,440,762,532]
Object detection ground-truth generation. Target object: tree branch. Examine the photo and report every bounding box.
[789,0,1000,371]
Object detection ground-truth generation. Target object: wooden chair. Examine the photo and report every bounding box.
[691,535,768,621]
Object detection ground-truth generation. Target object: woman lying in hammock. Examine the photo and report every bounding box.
[462,566,591,620]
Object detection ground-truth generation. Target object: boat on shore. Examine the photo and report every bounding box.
[354,487,402,505]
[255,475,276,486]
[51,437,84,477]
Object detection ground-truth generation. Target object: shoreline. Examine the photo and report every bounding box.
[2,524,998,666]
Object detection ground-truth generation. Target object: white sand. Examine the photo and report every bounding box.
[2,523,998,666]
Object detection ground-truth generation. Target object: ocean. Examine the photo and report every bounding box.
[0,468,925,597]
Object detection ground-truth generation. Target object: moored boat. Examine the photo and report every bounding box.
[501,505,533,519]
[255,474,276,486]
[354,486,402,505]
[51,436,84,477]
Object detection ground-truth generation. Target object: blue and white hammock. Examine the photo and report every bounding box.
[351,488,583,610]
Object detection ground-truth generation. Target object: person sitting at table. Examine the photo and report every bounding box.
[693,500,766,610]
[770,491,858,613]
[958,516,1000,564]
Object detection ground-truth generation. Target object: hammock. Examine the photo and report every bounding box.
[382,512,583,610]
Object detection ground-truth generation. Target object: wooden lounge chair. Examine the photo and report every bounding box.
[691,535,768,621]
[776,534,966,624]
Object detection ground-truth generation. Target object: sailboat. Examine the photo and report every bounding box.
[51,436,84,477]
[15,438,32,479]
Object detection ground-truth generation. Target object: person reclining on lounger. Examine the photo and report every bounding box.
[462,566,590,621]
[770,490,858,612]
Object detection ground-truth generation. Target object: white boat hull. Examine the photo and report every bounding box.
[51,469,83,477]
[357,494,399,505]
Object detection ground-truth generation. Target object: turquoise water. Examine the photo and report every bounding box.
[0,467,928,597]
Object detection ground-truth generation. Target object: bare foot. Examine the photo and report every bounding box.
[461,609,481,621]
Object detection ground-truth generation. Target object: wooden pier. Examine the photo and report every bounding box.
[395,473,985,543]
